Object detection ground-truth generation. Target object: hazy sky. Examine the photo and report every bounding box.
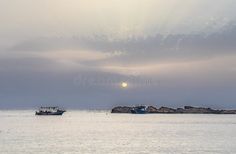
[0,0,236,109]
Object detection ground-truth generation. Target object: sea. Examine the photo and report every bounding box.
[0,110,236,154]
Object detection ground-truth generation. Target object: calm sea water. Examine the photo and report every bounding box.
[0,110,236,154]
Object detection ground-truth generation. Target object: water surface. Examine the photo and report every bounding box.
[0,110,236,154]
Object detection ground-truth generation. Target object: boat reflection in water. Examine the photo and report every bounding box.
[35,107,66,115]
[131,105,148,114]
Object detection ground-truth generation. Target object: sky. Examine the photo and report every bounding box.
[0,0,236,109]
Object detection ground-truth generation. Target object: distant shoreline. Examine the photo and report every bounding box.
[111,106,236,114]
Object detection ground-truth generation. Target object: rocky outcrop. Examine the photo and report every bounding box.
[156,107,176,113]
[146,106,158,113]
[220,110,236,114]
[111,106,132,113]
[111,105,236,114]
[181,106,221,114]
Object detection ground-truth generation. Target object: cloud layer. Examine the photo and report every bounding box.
[0,0,236,108]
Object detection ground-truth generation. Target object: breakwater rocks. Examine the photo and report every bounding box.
[111,106,236,114]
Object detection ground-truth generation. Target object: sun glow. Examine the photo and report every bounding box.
[121,82,128,88]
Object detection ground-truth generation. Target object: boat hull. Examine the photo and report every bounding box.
[131,106,148,114]
[35,111,65,115]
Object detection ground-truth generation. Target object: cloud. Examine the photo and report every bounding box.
[1,0,236,40]
[1,22,235,79]
[6,23,236,67]
[1,0,236,108]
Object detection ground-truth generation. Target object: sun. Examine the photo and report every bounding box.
[121,82,128,88]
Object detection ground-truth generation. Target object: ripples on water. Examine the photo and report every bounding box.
[0,110,236,154]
